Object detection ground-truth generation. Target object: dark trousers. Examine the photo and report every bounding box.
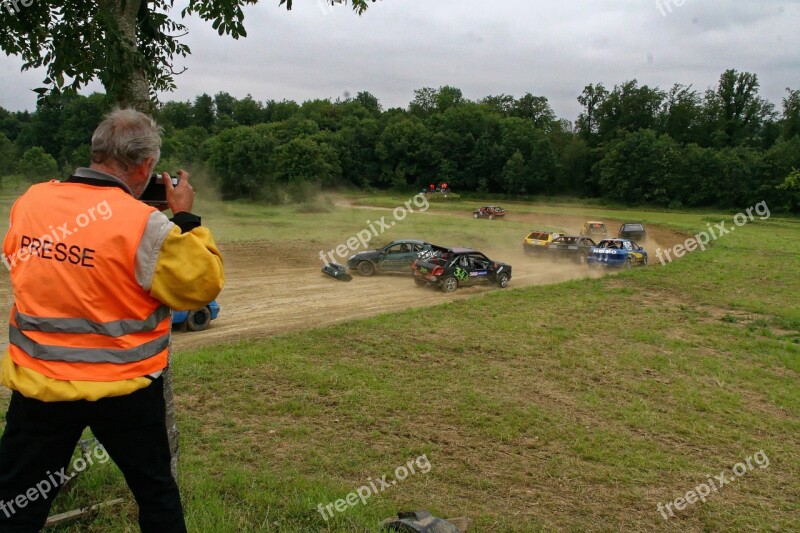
[0,377,186,532]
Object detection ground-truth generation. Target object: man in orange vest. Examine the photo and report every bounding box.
[0,108,224,532]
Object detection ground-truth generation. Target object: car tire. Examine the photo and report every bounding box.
[577,253,587,265]
[414,278,427,287]
[642,255,648,266]
[488,214,494,220]
[357,261,375,276]
[496,272,510,288]
[186,307,211,332]
[441,277,458,293]
[626,258,634,270]
[473,213,478,219]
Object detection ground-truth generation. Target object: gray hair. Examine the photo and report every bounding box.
[91,108,162,172]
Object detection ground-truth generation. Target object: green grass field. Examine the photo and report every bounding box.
[3,194,798,532]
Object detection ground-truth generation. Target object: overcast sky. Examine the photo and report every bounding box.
[1,0,798,121]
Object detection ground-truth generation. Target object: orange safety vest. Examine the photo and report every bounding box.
[5,180,171,382]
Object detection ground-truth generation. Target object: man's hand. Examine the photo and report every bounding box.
[164,170,194,214]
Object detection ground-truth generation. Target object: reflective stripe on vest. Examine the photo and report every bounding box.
[14,306,170,337]
[9,325,169,364]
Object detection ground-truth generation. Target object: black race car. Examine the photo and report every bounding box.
[411,246,511,292]
[347,239,434,276]
[546,235,597,264]
[618,222,647,242]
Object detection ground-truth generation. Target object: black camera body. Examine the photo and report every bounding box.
[140,174,179,206]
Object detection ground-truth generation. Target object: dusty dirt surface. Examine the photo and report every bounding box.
[0,205,687,352]
[168,209,685,351]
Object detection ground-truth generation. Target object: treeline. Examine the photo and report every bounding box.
[1,68,799,210]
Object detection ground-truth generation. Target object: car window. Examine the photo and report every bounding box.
[624,224,644,231]
[470,255,489,269]
[527,232,550,240]
[386,244,406,254]
[623,241,633,250]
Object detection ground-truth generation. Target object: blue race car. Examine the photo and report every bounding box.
[587,239,648,268]
[172,300,220,331]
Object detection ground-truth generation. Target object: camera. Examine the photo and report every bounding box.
[140,173,179,206]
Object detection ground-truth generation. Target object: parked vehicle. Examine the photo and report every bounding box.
[618,222,647,241]
[412,246,511,292]
[473,206,506,220]
[173,300,220,331]
[546,235,597,264]
[587,239,648,269]
[523,230,565,254]
[347,239,434,276]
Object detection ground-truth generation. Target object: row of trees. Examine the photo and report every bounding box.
[1,69,798,210]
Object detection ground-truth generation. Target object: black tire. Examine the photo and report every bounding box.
[414,278,427,287]
[625,257,634,270]
[357,261,375,276]
[186,307,211,332]
[488,214,494,220]
[496,272,510,288]
[441,276,458,293]
[473,213,479,219]
[642,255,648,266]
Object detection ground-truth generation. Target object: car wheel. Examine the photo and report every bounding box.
[496,272,510,288]
[357,261,375,276]
[626,258,633,270]
[642,255,648,266]
[441,277,458,293]
[488,214,494,220]
[186,307,211,332]
[414,278,427,287]
[473,213,478,219]
[577,253,587,265]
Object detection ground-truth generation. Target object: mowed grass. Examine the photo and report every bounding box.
[0,194,797,531]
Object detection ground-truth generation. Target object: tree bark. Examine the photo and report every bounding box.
[103,0,154,113]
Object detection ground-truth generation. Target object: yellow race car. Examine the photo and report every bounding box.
[523,230,564,254]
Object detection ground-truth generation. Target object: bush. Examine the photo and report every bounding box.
[16,147,58,181]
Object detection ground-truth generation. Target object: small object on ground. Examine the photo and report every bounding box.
[382,510,469,532]
[321,262,353,282]
[46,498,125,527]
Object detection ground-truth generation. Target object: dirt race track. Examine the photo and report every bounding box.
[0,206,686,352]
[169,209,687,351]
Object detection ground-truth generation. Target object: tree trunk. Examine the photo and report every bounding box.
[103,0,177,480]
[102,0,154,113]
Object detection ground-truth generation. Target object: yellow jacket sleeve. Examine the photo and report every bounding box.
[149,224,224,311]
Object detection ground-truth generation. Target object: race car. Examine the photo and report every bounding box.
[472,206,506,220]
[587,239,648,268]
[412,246,511,292]
[546,235,597,264]
[580,221,608,239]
[618,222,647,242]
[173,300,220,331]
[523,230,565,254]
[347,239,434,276]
